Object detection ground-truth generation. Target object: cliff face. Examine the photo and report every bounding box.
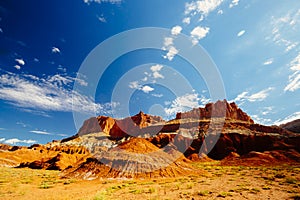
[97,111,165,139]
[176,100,254,123]
[280,119,300,133]
[77,117,102,136]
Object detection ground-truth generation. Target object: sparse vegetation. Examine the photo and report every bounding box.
[0,164,299,199]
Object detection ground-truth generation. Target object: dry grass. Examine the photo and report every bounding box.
[0,164,299,200]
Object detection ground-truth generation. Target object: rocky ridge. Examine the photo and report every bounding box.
[0,100,299,179]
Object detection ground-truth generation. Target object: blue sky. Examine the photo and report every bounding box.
[0,0,299,145]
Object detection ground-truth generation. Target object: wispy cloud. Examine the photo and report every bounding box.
[233,87,274,103]
[0,72,116,115]
[229,0,239,8]
[267,9,300,52]
[263,58,274,65]
[83,0,122,4]
[237,30,246,37]
[16,121,30,128]
[29,130,52,135]
[151,93,163,98]
[274,111,300,125]
[97,15,107,23]
[251,115,272,125]
[57,134,68,137]
[260,106,274,116]
[284,52,300,92]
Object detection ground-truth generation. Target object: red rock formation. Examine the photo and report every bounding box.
[97,111,165,139]
[77,117,102,136]
[176,100,254,123]
[280,119,300,133]
[62,138,196,179]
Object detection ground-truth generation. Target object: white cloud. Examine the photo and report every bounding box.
[190,26,210,44]
[153,71,164,79]
[229,0,239,8]
[52,47,61,54]
[152,93,163,98]
[251,115,272,125]
[97,15,107,23]
[141,85,154,93]
[162,36,179,61]
[15,59,25,66]
[150,64,164,79]
[274,111,300,125]
[182,17,191,24]
[261,106,274,116]
[0,72,116,115]
[233,87,274,103]
[185,0,224,16]
[171,26,182,36]
[163,46,179,61]
[164,93,210,116]
[30,130,52,135]
[16,121,29,128]
[263,58,274,65]
[57,134,68,137]
[48,74,73,86]
[14,65,21,70]
[129,81,154,94]
[163,37,174,47]
[83,0,122,4]
[285,42,299,52]
[217,10,223,15]
[150,64,163,72]
[237,30,246,37]
[129,81,140,89]
[5,138,37,145]
[285,52,300,92]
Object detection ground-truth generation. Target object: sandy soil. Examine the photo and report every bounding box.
[0,163,299,200]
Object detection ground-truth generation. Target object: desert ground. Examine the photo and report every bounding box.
[0,162,299,200]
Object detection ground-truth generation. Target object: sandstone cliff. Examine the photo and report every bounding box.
[176,100,254,123]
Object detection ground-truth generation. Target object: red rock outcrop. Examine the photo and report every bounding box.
[280,119,300,133]
[0,143,90,170]
[97,111,165,138]
[77,117,102,136]
[62,138,196,179]
[176,100,254,123]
